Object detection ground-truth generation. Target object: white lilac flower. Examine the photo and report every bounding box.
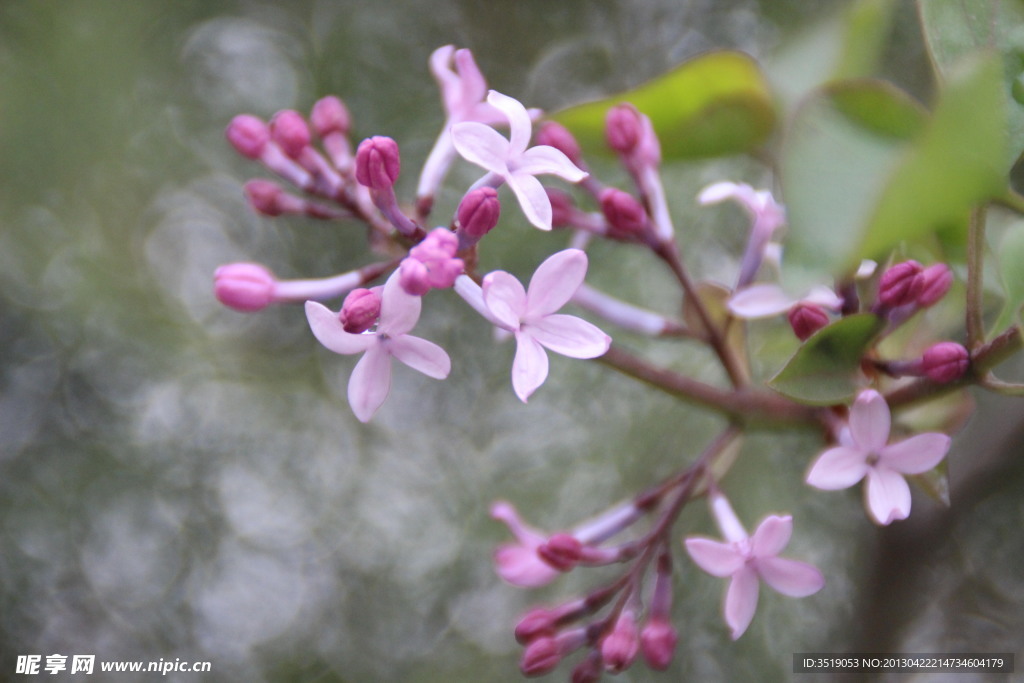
[805,389,951,525]
[451,90,587,231]
[305,271,451,422]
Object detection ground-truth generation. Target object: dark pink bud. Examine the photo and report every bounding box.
[787,303,830,341]
[536,121,582,165]
[244,179,285,216]
[878,260,924,309]
[601,612,640,673]
[921,341,969,383]
[339,288,381,333]
[546,188,575,228]
[537,533,582,571]
[310,95,351,137]
[214,262,277,312]
[270,109,311,159]
[605,103,643,155]
[917,263,953,307]
[355,136,401,190]
[520,636,561,677]
[515,608,558,644]
[640,618,678,671]
[398,258,432,296]
[226,114,269,159]
[570,653,603,683]
[457,187,501,241]
[600,187,648,238]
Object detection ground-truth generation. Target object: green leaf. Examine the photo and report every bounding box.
[859,55,1008,262]
[780,80,923,275]
[768,314,884,405]
[551,51,775,160]
[834,0,898,79]
[918,0,1024,170]
[992,222,1024,333]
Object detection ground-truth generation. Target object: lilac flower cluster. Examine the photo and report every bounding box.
[214,45,974,680]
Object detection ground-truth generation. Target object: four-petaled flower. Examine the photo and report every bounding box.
[452,90,587,231]
[698,181,786,288]
[305,272,451,423]
[805,389,951,525]
[728,283,842,319]
[684,491,824,640]
[455,249,611,402]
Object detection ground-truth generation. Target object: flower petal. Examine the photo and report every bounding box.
[511,332,549,402]
[507,172,553,231]
[805,446,869,490]
[724,566,759,640]
[305,301,375,355]
[493,543,560,587]
[750,515,792,558]
[697,181,746,206]
[516,145,587,182]
[386,334,451,379]
[482,271,527,330]
[347,344,392,423]
[803,285,843,311]
[451,121,511,175]
[849,389,891,452]
[530,314,610,359]
[525,248,588,316]
[880,433,951,474]
[757,557,824,597]
[453,48,488,113]
[864,466,911,525]
[727,283,796,318]
[486,90,532,155]
[378,271,422,336]
[684,537,745,577]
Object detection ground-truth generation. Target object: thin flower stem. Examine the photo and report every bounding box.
[965,205,987,349]
[653,242,747,387]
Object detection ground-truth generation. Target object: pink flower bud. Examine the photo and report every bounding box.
[605,103,643,155]
[338,288,381,333]
[400,228,464,294]
[599,187,648,238]
[787,303,830,341]
[520,636,561,677]
[456,187,501,242]
[214,262,277,312]
[537,533,583,571]
[877,260,924,309]
[570,653,603,683]
[515,608,558,644]
[310,95,351,137]
[546,188,575,228]
[640,618,678,671]
[398,258,432,296]
[601,611,640,674]
[536,121,582,165]
[355,136,401,190]
[917,263,953,307]
[269,109,311,159]
[921,341,969,383]
[226,114,269,159]
[244,179,285,216]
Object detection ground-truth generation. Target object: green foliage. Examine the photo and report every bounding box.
[552,51,775,160]
[993,221,1024,333]
[768,314,885,405]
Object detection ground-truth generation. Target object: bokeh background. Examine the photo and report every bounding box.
[2,1,1023,681]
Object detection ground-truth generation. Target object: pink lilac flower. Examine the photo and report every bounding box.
[728,283,842,319]
[490,501,562,587]
[398,228,464,295]
[451,90,587,231]
[454,249,611,401]
[305,271,451,423]
[805,389,952,525]
[698,181,786,288]
[684,491,824,640]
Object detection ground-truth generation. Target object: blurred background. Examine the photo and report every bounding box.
[1,0,1023,681]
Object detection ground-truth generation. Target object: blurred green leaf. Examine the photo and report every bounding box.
[683,281,750,383]
[552,51,775,159]
[992,222,1024,333]
[918,0,1024,170]
[768,314,884,405]
[859,55,1007,261]
[834,0,897,79]
[780,80,920,275]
